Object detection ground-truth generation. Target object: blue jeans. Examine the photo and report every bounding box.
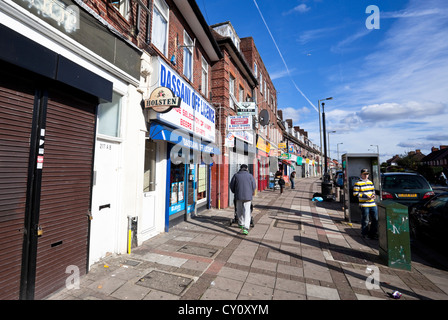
[360,205,378,236]
[291,179,295,189]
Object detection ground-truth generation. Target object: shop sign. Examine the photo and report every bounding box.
[144,86,181,113]
[256,136,270,153]
[227,115,252,131]
[234,131,254,144]
[19,0,80,33]
[278,142,287,149]
[237,102,257,116]
[288,144,294,153]
[150,57,215,142]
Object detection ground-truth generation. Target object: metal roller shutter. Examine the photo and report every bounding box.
[33,88,96,299]
[0,78,35,300]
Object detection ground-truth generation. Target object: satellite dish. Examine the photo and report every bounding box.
[259,109,270,126]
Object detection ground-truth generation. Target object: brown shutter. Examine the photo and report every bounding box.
[33,88,96,299]
[0,78,35,300]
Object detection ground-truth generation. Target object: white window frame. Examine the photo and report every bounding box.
[183,31,194,82]
[201,57,209,97]
[97,92,123,139]
[239,85,244,103]
[111,0,130,19]
[152,0,169,56]
[229,74,235,110]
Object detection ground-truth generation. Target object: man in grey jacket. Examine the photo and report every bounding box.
[230,164,256,235]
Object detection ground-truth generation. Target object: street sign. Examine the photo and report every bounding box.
[237,101,256,116]
[227,115,252,131]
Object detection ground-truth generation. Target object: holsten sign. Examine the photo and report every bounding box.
[145,86,181,113]
[149,57,216,143]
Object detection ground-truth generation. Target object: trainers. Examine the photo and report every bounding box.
[242,228,249,235]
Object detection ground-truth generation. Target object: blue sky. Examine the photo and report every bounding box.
[198,0,448,163]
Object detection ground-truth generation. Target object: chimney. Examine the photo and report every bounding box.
[432,147,439,152]
[277,110,283,120]
[285,119,293,127]
[294,126,301,132]
[440,145,448,149]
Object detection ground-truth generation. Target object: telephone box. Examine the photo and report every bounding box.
[342,153,382,223]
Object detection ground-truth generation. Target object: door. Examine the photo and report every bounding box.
[187,164,196,214]
[89,138,120,265]
[33,87,96,299]
[0,74,35,300]
[142,139,156,237]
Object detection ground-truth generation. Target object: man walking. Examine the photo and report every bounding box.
[353,168,378,239]
[230,164,256,235]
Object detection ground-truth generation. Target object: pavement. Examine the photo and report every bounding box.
[46,177,448,302]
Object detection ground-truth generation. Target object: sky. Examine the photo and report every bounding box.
[198,0,448,163]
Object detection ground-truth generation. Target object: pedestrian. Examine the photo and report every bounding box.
[439,172,447,186]
[230,164,256,235]
[353,168,378,239]
[275,169,285,194]
[290,171,296,189]
[274,169,282,192]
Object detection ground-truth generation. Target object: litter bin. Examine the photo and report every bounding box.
[378,200,411,271]
[321,182,332,195]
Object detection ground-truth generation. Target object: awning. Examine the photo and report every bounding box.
[149,122,220,155]
[281,159,295,170]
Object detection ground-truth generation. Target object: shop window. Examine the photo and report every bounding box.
[143,140,156,192]
[98,92,121,137]
[170,162,185,207]
[197,164,207,201]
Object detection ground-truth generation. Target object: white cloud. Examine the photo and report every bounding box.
[291,4,311,14]
[330,29,372,54]
[355,101,446,122]
[298,27,338,45]
[270,68,296,80]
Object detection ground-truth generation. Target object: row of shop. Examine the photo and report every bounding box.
[0,0,321,300]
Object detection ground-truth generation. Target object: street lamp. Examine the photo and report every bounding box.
[337,143,343,168]
[370,144,379,154]
[328,130,336,161]
[318,97,333,175]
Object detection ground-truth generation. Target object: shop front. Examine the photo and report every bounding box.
[147,58,218,230]
[256,136,270,191]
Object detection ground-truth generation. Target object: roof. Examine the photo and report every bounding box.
[421,147,448,163]
[173,0,223,62]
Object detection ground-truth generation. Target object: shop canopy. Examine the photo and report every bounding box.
[149,122,220,155]
[281,159,295,170]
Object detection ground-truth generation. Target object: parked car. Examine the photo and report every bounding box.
[409,192,448,243]
[381,172,434,206]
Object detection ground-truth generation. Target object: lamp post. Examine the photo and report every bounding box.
[327,130,336,162]
[318,97,333,175]
[322,102,329,178]
[337,142,343,168]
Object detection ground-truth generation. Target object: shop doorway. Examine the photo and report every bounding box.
[90,139,120,265]
[142,139,157,236]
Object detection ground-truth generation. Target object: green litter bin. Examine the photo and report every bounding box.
[378,200,411,271]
